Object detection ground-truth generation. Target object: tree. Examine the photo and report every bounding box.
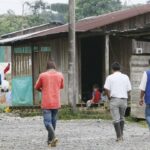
[25,0,48,15]
[0,10,29,35]
[25,0,68,25]
[76,0,122,20]
[51,3,68,14]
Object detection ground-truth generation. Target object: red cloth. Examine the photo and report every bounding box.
[35,70,64,109]
[4,63,10,74]
[92,91,101,103]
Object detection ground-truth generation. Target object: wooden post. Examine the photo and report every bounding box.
[105,34,110,77]
[31,45,35,105]
[68,0,76,112]
[11,45,15,78]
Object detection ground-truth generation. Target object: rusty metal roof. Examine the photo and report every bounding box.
[1,4,150,44]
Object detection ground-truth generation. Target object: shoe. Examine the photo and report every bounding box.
[116,137,123,142]
[51,138,59,147]
[48,141,52,148]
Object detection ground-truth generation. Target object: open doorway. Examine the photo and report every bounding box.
[81,36,105,101]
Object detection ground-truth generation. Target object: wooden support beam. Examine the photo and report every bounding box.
[31,45,35,105]
[68,0,76,112]
[105,34,110,77]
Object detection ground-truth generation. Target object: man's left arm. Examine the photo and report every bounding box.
[139,72,147,106]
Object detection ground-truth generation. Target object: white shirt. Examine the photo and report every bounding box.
[139,72,147,91]
[104,72,132,98]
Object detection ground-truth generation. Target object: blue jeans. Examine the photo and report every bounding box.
[145,105,150,130]
[43,109,58,142]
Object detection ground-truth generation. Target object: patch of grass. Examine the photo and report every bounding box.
[11,109,42,117]
[58,106,112,120]
[9,106,112,120]
[126,116,147,128]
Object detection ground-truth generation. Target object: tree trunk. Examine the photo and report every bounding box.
[68,0,76,112]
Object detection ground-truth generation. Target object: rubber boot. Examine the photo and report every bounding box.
[114,122,122,142]
[120,121,124,136]
[47,125,55,145]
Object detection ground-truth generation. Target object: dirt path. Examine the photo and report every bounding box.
[0,114,149,150]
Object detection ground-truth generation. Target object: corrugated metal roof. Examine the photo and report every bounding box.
[0,31,44,44]
[1,4,150,45]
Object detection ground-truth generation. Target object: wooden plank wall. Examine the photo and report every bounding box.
[109,36,132,76]
[13,50,32,77]
[50,38,69,105]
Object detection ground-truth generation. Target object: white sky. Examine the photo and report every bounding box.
[0,0,148,15]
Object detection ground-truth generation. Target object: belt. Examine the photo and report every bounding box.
[111,97,126,100]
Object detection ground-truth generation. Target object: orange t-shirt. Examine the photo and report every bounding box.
[35,70,64,109]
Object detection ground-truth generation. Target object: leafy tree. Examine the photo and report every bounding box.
[0,10,29,35]
[51,3,68,14]
[76,0,122,20]
[25,0,68,25]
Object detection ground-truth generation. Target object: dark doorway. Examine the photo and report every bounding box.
[81,36,105,101]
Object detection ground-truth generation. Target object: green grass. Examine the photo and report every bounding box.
[126,116,147,128]
[2,106,148,128]
[9,106,112,120]
[58,106,112,120]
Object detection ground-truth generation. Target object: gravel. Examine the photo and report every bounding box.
[0,113,149,150]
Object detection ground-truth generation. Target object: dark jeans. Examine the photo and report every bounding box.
[145,105,150,130]
[43,109,58,142]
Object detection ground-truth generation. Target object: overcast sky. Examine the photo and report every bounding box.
[0,0,148,15]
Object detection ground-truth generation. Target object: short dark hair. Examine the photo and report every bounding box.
[47,61,56,70]
[111,62,121,71]
[93,84,99,89]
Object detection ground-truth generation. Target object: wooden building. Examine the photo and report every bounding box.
[1,4,150,118]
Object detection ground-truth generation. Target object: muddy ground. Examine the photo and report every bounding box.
[0,114,149,150]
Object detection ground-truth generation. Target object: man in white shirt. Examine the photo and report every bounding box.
[104,62,131,142]
[139,71,150,131]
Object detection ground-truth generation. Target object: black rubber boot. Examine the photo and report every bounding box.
[114,122,122,142]
[120,121,124,136]
[47,125,55,145]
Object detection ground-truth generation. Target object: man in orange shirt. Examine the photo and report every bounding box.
[35,61,64,147]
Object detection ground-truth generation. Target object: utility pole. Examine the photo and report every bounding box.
[68,0,76,112]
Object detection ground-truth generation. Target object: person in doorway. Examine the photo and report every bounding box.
[104,62,131,142]
[86,84,101,108]
[139,71,150,131]
[35,61,64,147]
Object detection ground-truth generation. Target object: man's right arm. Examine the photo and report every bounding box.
[104,77,111,100]
[139,90,145,106]
[139,72,147,106]
[60,74,64,89]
